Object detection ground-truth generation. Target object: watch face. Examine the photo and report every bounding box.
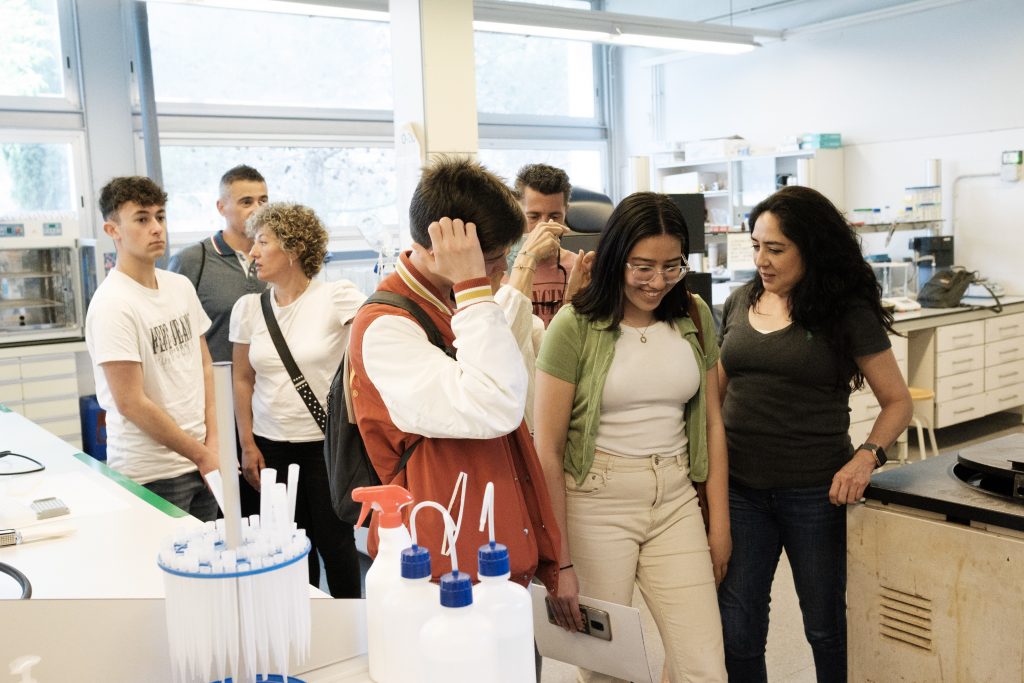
[875,446,888,466]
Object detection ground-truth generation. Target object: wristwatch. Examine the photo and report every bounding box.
[858,442,887,469]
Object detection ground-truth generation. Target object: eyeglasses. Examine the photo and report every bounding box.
[625,258,689,284]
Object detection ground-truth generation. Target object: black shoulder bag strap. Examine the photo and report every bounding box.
[195,239,208,289]
[261,289,328,433]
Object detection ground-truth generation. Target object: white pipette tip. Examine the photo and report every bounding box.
[204,469,226,513]
[286,464,299,526]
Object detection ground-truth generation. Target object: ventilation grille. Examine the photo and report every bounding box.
[878,585,933,651]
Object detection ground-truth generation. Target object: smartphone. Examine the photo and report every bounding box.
[545,598,613,641]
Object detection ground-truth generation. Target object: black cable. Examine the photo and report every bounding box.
[0,561,32,599]
[0,451,45,475]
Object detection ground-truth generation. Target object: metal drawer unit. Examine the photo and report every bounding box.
[933,321,986,428]
[0,351,82,448]
[983,312,1024,424]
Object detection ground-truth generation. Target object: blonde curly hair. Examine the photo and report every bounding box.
[245,202,328,278]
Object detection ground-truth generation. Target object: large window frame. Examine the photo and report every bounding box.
[0,0,82,113]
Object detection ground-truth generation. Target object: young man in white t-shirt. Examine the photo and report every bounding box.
[85,176,220,521]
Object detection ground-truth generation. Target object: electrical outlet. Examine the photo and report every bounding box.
[1002,150,1022,182]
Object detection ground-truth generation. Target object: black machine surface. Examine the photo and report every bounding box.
[864,434,1024,532]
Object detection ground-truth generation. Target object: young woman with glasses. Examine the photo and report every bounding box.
[534,192,730,682]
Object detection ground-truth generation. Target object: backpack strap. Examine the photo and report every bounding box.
[346,290,455,476]
[195,238,208,289]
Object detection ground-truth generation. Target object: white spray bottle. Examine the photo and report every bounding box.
[418,507,499,683]
[473,482,535,683]
[351,484,415,683]
[379,501,457,683]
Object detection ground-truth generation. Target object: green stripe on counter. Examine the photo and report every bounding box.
[0,403,11,413]
[71,452,190,518]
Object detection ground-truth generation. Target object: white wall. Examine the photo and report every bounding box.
[616,0,1024,293]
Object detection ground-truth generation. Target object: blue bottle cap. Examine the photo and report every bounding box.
[401,544,432,579]
[439,570,473,608]
[477,541,509,577]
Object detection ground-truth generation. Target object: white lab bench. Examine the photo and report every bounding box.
[0,408,370,681]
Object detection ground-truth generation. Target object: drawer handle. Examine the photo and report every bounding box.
[952,384,973,390]
[999,349,1016,356]
[952,359,972,365]
[997,325,1019,333]
[998,372,1019,379]
[998,394,1020,402]
[952,334,973,340]
[954,408,977,415]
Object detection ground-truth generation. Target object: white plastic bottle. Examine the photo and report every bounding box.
[474,541,535,683]
[379,544,440,682]
[351,484,414,683]
[419,570,499,683]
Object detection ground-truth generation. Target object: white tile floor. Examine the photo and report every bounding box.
[540,411,1024,682]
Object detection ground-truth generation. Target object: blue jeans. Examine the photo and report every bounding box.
[718,481,847,683]
[144,470,218,522]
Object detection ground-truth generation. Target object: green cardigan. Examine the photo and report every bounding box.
[536,295,720,485]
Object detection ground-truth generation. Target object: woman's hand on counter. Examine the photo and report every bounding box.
[829,450,876,505]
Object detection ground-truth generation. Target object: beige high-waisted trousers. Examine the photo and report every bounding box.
[565,450,727,683]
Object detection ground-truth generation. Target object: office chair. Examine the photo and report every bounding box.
[562,187,613,254]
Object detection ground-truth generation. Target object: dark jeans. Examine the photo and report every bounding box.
[718,481,847,683]
[144,470,218,522]
[255,435,361,599]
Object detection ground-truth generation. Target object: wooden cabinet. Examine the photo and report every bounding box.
[0,349,82,448]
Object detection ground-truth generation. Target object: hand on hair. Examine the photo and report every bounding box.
[564,250,596,305]
[416,218,486,285]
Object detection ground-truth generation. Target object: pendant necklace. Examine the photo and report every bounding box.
[638,323,652,343]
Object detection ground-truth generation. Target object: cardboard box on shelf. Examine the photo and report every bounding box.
[799,133,842,149]
[683,137,749,160]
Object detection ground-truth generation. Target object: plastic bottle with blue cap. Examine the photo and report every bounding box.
[378,500,453,683]
[351,484,414,683]
[473,482,535,683]
[418,503,498,683]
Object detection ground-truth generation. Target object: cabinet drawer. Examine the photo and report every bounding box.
[849,419,873,446]
[19,355,76,379]
[935,369,984,402]
[986,360,1024,390]
[984,313,1024,342]
[21,378,76,400]
[0,360,20,381]
[22,397,80,420]
[849,391,881,423]
[936,321,985,352]
[890,335,908,364]
[936,347,984,377]
[936,395,987,428]
[986,382,1024,414]
[0,383,23,403]
[985,338,1023,367]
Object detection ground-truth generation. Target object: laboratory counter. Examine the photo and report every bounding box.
[0,407,370,681]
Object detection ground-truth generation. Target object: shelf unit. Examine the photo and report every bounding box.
[651,148,845,230]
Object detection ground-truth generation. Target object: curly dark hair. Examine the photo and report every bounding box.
[245,202,328,279]
[514,163,572,206]
[572,192,691,329]
[98,176,167,221]
[747,185,896,390]
[409,156,524,255]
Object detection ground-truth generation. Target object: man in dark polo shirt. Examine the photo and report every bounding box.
[168,164,268,513]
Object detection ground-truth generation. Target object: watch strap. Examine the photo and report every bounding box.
[858,442,886,468]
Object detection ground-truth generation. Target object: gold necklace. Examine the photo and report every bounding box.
[631,321,653,343]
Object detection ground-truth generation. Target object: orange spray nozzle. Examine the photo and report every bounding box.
[352,484,414,529]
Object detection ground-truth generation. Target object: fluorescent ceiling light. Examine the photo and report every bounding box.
[473,1,776,55]
[145,0,389,22]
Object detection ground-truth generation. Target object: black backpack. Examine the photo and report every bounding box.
[324,291,454,526]
[917,268,975,309]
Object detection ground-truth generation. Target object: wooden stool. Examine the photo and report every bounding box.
[908,386,940,461]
